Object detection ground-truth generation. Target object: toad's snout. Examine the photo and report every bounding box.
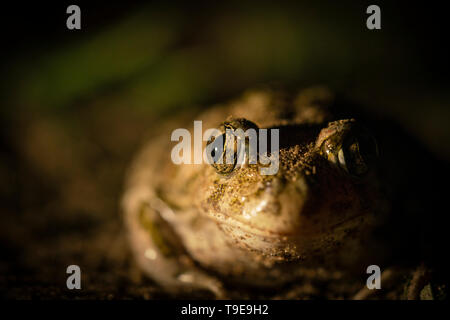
[223,174,313,237]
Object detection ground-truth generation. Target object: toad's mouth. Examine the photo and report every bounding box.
[157,187,367,240]
[205,207,367,239]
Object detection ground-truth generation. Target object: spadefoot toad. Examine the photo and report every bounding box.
[122,87,446,299]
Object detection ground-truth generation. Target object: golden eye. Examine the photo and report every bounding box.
[206,133,236,175]
[207,134,223,163]
[319,120,378,176]
[341,133,378,176]
[206,118,259,175]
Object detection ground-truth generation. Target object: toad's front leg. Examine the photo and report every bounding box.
[123,197,225,298]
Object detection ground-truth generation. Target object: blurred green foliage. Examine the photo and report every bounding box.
[5,3,387,112]
[3,2,450,157]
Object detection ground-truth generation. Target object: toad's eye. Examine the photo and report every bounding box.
[206,118,259,175]
[340,132,378,176]
[208,134,223,162]
[319,120,378,176]
[206,133,236,175]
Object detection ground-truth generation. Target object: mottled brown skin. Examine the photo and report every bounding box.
[121,87,442,298]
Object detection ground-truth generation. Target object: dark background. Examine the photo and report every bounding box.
[0,1,449,299]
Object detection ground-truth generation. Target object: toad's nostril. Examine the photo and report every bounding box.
[264,177,284,193]
[263,176,289,197]
[294,174,309,195]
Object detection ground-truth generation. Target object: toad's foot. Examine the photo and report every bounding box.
[125,200,226,298]
[353,267,403,300]
[353,263,435,300]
